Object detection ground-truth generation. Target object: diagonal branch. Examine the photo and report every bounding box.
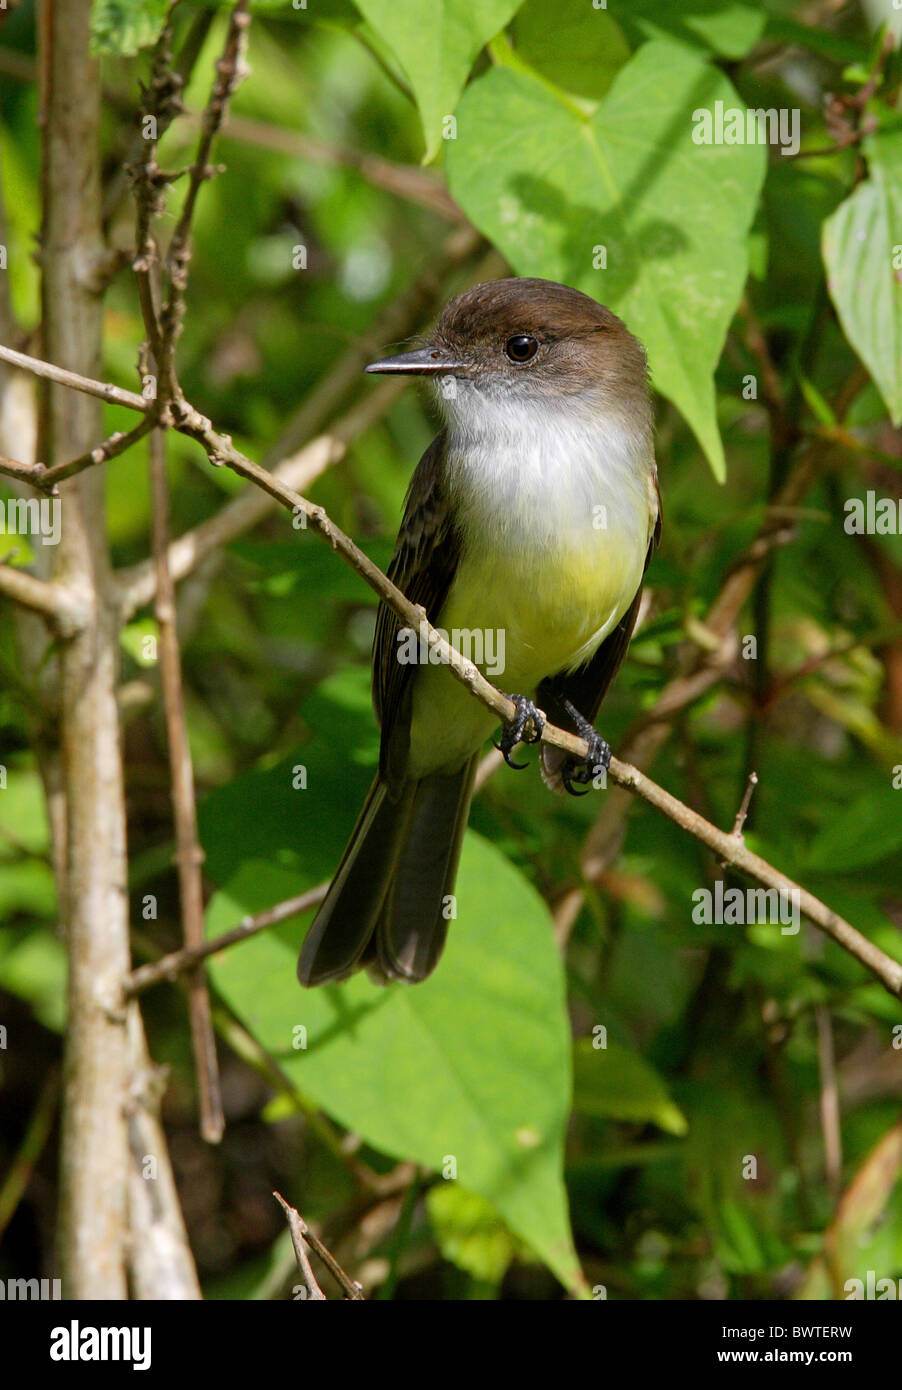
[3,347,900,999]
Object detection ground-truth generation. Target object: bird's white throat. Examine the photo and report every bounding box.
[437,377,652,553]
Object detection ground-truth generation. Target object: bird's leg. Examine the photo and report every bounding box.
[560,698,611,797]
[495,694,545,770]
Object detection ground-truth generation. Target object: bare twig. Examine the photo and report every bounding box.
[730,772,758,841]
[4,361,901,1000]
[0,452,43,485]
[114,380,398,619]
[273,1191,365,1301]
[42,414,156,489]
[0,416,154,491]
[124,884,327,997]
[0,564,85,632]
[127,1,184,364]
[0,342,147,412]
[274,1192,327,1300]
[149,426,223,1143]
[157,0,251,395]
[115,232,495,619]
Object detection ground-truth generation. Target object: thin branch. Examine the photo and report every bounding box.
[127,1,184,363]
[124,884,327,997]
[0,415,154,491]
[115,231,494,618]
[730,771,758,841]
[43,414,155,489]
[149,425,223,1143]
[0,562,86,633]
[0,342,147,413]
[114,380,398,619]
[0,452,42,485]
[157,0,251,394]
[274,1192,326,1300]
[273,1191,364,1301]
[4,351,901,998]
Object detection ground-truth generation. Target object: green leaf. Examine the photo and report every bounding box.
[803,784,902,873]
[426,1184,523,1287]
[823,129,902,426]
[572,1038,687,1135]
[512,0,629,101]
[446,43,766,477]
[351,0,525,161]
[90,0,169,56]
[622,0,767,60]
[202,730,584,1292]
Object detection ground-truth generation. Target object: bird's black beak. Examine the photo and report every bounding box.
[365,346,470,376]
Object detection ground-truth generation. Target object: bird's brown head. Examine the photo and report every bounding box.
[366,278,651,420]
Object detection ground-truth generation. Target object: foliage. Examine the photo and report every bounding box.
[1,0,902,1301]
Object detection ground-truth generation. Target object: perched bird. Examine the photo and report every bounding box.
[298,277,660,986]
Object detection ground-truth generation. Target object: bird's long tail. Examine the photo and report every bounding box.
[297,756,478,986]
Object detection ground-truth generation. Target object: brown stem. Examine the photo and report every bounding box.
[149,426,223,1143]
[273,1191,364,1300]
[124,884,327,997]
[40,0,131,1299]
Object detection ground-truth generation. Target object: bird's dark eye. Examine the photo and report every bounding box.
[505,334,539,363]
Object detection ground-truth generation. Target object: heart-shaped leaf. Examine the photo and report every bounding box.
[446,41,767,477]
[352,0,525,161]
[201,720,584,1294]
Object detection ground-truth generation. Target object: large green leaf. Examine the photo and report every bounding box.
[201,719,584,1294]
[351,0,524,161]
[823,129,902,427]
[446,41,767,477]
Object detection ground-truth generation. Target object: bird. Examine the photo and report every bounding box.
[298,277,660,987]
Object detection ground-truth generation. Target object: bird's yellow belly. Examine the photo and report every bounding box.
[406,530,645,777]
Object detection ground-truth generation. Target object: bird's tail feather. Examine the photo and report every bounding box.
[371,755,478,982]
[297,757,477,987]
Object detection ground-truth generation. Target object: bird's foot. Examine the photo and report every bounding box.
[495,694,545,770]
[560,699,611,797]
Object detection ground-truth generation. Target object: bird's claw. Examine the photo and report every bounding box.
[560,698,611,797]
[495,694,545,770]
